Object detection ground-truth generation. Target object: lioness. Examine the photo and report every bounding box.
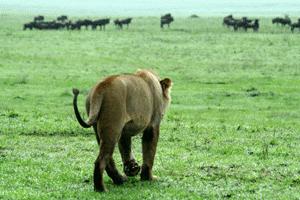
[72,69,172,192]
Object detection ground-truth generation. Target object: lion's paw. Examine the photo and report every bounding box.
[124,160,141,177]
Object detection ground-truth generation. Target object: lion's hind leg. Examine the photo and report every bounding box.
[94,142,125,192]
[94,142,111,192]
[94,127,125,192]
[106,157,127,185]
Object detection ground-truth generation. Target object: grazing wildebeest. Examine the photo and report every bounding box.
[114,18,132,29]
[272,16,291,26]
[57,15,68,22]
[223,15,241,29]
[92,18,110,30]
[242,17,253,24]
[233,17,258,32]
[81,19,93,29]
[65,20,73,30]
[34,21,64,30]
[69,20,85,30]
[290,21,300,32]
[34,15,44,22]
[190,14,199,18]
[120,18,132,28]
[160,13,174,28]
[243,19,259,32]
[162,13,172,19]
[233,18,248,31]
[223,15,237,28]
[23,22,36,30]
[114,19,123,29]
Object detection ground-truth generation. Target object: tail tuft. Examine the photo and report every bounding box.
[72,88,80,96]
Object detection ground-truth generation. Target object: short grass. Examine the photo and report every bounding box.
[0,14,300,199]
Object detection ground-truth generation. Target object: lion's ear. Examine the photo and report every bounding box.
[160,78,172,99]
[160,78,172,90]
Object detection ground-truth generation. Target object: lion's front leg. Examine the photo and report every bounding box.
[141,125,160,181]
[118,134,141,177]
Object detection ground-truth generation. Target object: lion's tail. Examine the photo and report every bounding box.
[72,88,102,128]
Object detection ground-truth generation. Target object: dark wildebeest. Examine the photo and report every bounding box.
[233,17,259,32]
[57,15,68,22]
[69,20,86,30]
[223,15,238,28]
[23,22,36,30]
[161,13,174,28]
[243,19,259,32]
[272,16,291,26]
[35,21,64,30]
[114,19,123,29]
[120,18,132,28]
[114,18,132,29]
[223,15,234,26]
[65,20,73,30]
[81,19,93,29]
[242,17,253,24]
[233,18,248,31]
[34,15,44,22]
[162,13,172,19]
[190,14,199,18]
[290,21,300,32]
[92,18,110,30]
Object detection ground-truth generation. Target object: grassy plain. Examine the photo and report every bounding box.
[0,14,300,199]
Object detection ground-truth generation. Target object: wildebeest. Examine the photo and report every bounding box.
[223,15,256,31]
[23,22,36,30]
[223,15,237,28]
[223,15,233,25]
[65,20,73,30]
[57,15,68,22]
[290,21,300,32]
[243,19,259,32]
[232,18,248,31]
[81,19,93,29]
[226,16,259,32]
[70,19,93,30]
[69,20,84,30]
[114,19,122,29]
[272,16,291,26]
[114,18,132,29]
[190,14,199,18]
[34,15,44,22]
[223,15,249,29]
[161,13,174,28]
[92,18,110,30]
[34,21,65,30]
[162,13,172,19]
[242,17,253,24]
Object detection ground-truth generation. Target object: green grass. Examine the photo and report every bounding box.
[0,14,300,199]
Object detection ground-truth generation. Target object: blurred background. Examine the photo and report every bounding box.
[2,0,300,16]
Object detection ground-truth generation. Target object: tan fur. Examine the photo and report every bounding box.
[72,69,172,192]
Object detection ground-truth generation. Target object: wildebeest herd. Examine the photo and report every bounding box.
[23,14,175,31]
[270,15,300,32]
[223,15,259,32]
[24,14,300,32]
[24,15,133,30]
[223,14,300,32]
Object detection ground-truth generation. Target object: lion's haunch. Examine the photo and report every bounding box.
[72,69,172,192]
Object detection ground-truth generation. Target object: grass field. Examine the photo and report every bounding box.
[0,14,300,199]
